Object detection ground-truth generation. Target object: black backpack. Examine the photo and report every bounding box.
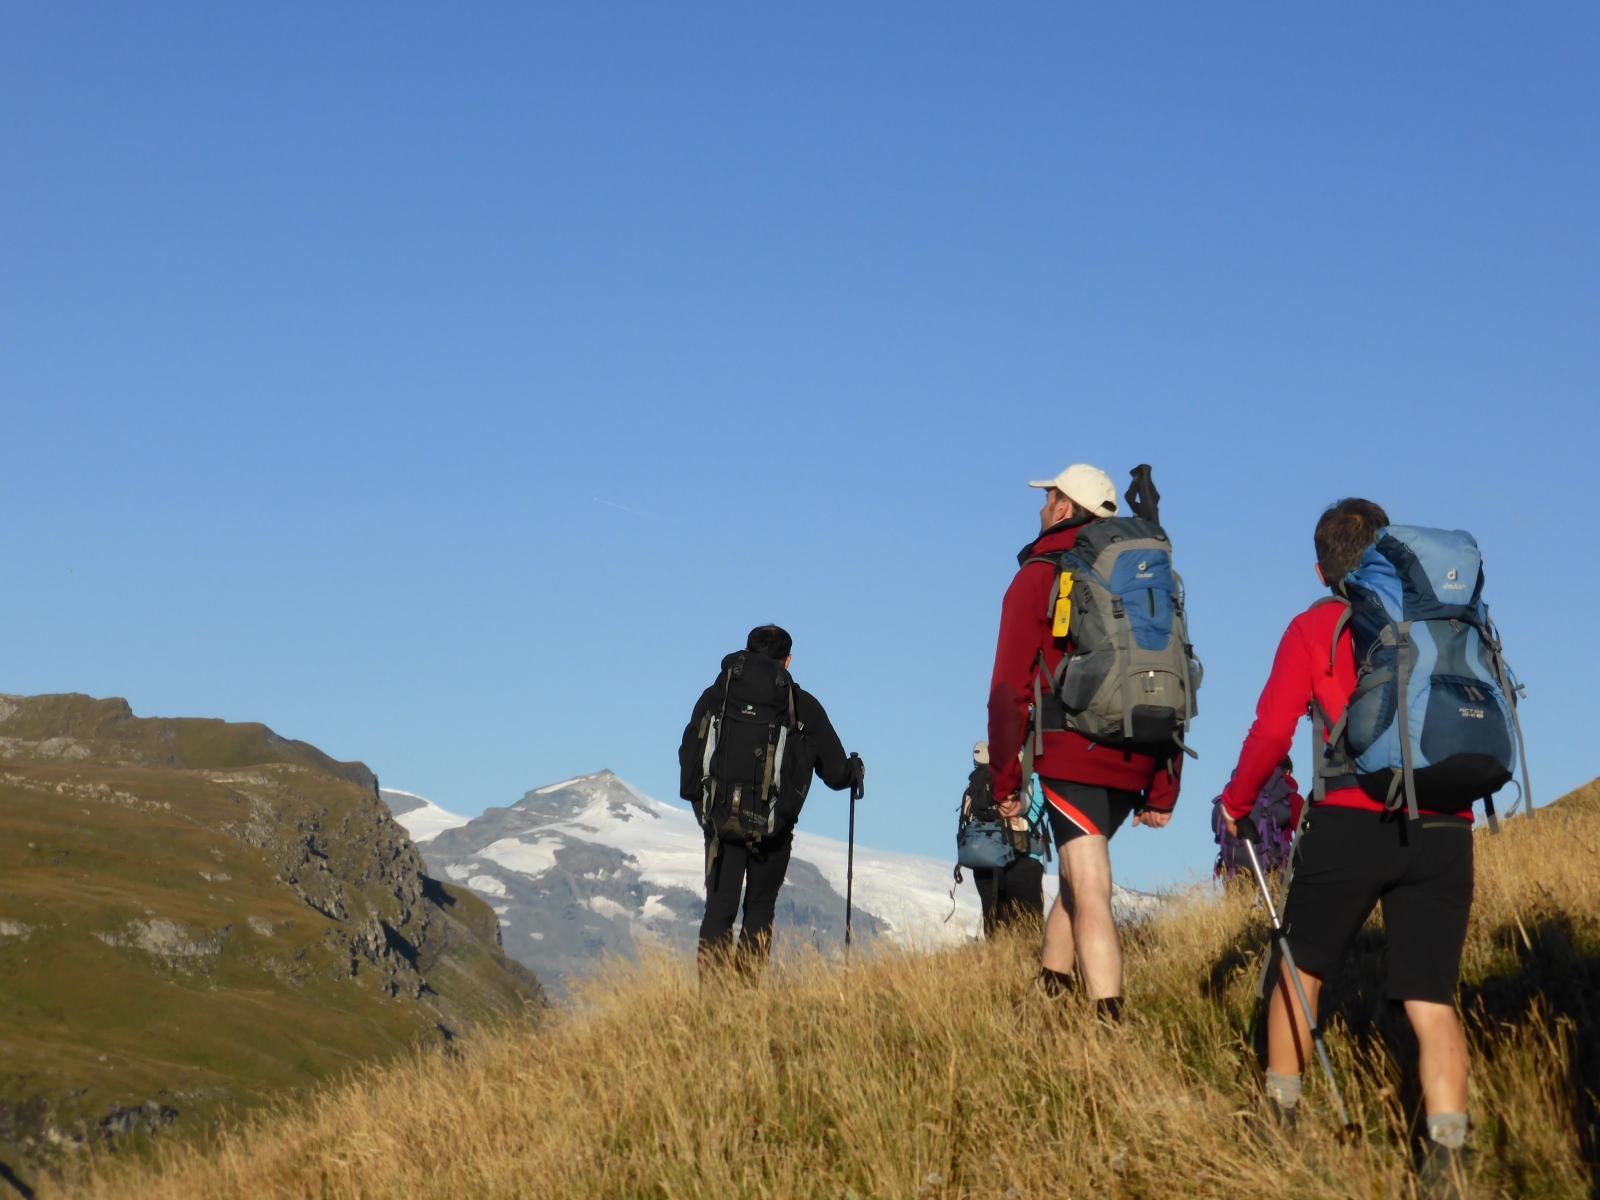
[687,652,800,869]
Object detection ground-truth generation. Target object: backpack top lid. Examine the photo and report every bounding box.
[1342,525,1487,625]
[716,650,792,720]
[1063,516,1171,573]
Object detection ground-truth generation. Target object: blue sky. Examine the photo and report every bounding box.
[3,5,1595,891]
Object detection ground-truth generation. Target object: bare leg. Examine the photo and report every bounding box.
[1266,962,1324,1078]
[1405,999,1469,1115]
[1062,835,1121,1000]
[1040,883,1075,974]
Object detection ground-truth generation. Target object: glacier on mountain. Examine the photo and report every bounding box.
[385,771,1160,998]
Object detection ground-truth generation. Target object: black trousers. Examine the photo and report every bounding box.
[974,855,1045,937]
[699,834,793,969]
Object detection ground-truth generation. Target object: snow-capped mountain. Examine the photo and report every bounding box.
[384,771,1160,997]
[379,788,470,844]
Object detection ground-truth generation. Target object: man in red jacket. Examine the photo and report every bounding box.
[989,464,1181,1020]
[1218,498,1473,1187]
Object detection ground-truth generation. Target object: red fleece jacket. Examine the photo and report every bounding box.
[1220,598,1469,821]
[986,519,1182,809]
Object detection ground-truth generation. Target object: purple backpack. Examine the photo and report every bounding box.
[1213,768,1299,877]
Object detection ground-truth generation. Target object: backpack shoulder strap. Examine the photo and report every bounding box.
[1021,553,1065,620]
[702,667,734,792]
[1311,595,1352,674]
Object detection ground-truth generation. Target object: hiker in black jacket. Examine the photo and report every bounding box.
[678,624,864,975]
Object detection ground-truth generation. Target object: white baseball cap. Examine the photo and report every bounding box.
[1029,463,1119,517]
[972,741,990,765]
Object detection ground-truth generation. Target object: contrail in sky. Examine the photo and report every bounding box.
[593,496,655,519]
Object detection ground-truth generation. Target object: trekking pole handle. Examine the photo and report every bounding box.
[1125,464,1161,524]
[1234,815,1260,844]
[848,752,864,801]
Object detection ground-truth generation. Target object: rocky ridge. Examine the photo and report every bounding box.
[0,693,544,1187]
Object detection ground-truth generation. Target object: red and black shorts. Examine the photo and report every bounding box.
[1039,779,1141,847]
[1281,805,1474,1003]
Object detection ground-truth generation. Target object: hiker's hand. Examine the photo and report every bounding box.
[1219,813,1238,838]
[846,754,865,792]
[1134,808,1172,829]
[997,793,1023,819]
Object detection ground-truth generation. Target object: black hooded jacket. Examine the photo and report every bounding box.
[678,652,852,833]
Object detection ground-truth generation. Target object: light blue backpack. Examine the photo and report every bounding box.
[1333,525,1531,828]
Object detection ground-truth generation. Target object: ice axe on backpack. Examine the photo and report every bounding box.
[1236,814,1357,1135]
[845,753,863,958]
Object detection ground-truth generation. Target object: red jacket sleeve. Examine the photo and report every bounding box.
[1220,621,1314,821]
[1143,752,1183,812]
[986,562,1052,800]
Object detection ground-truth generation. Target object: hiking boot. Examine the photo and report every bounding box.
[1093,996,1126,1026]
[1247,1100,1297,1143]
[1417,1141,1468,1200]
[1038,967,1075,999]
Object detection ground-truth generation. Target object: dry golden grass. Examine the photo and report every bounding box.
[55,782,1600,1199]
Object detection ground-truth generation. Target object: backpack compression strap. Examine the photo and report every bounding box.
[1483,609,1532,827]
[702,666,736,882]
[700,667,734,820]
[757,684,799,840]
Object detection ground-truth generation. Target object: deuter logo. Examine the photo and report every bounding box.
[1135,560,1154,580]
[1458,706,1485,720]
[1442,567,1467,592]
[740,703,757,717]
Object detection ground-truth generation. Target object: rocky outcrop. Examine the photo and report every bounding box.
[0,693,546,1186]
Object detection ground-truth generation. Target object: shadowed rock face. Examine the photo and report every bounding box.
[411,771,887,998]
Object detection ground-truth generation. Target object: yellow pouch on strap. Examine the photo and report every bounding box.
[1052,572,1074,638]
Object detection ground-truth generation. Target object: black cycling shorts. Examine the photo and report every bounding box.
[1039,779,1140,848]
[1281,806,1474,1003]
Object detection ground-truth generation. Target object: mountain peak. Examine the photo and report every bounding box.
[516,769,656,819]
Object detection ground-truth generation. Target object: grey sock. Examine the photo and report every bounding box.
[1428,1112,1468,1150]
[1264,1071,1302,1109]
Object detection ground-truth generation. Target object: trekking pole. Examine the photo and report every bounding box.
[1237,816,1356,1133]
[1125,463,1161,524]
[845,754,862,959]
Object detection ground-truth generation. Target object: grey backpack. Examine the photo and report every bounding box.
[1028,469,1201,758]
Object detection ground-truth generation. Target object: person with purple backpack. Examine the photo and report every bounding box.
[1212,759,1303,881]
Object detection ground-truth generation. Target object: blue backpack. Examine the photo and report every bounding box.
[1333,525,1531,827]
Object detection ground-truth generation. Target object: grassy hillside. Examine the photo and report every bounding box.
[0,695,543,1190]
[53,779,1598,1199]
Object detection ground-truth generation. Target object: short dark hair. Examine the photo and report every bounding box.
[1314,498,1389,589]
[746,624,793,661]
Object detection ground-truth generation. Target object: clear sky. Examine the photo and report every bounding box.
[3,5,1595,892]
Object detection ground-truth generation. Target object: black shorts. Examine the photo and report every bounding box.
[1039,779,1140,848]
[1281,806,1474,1003]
